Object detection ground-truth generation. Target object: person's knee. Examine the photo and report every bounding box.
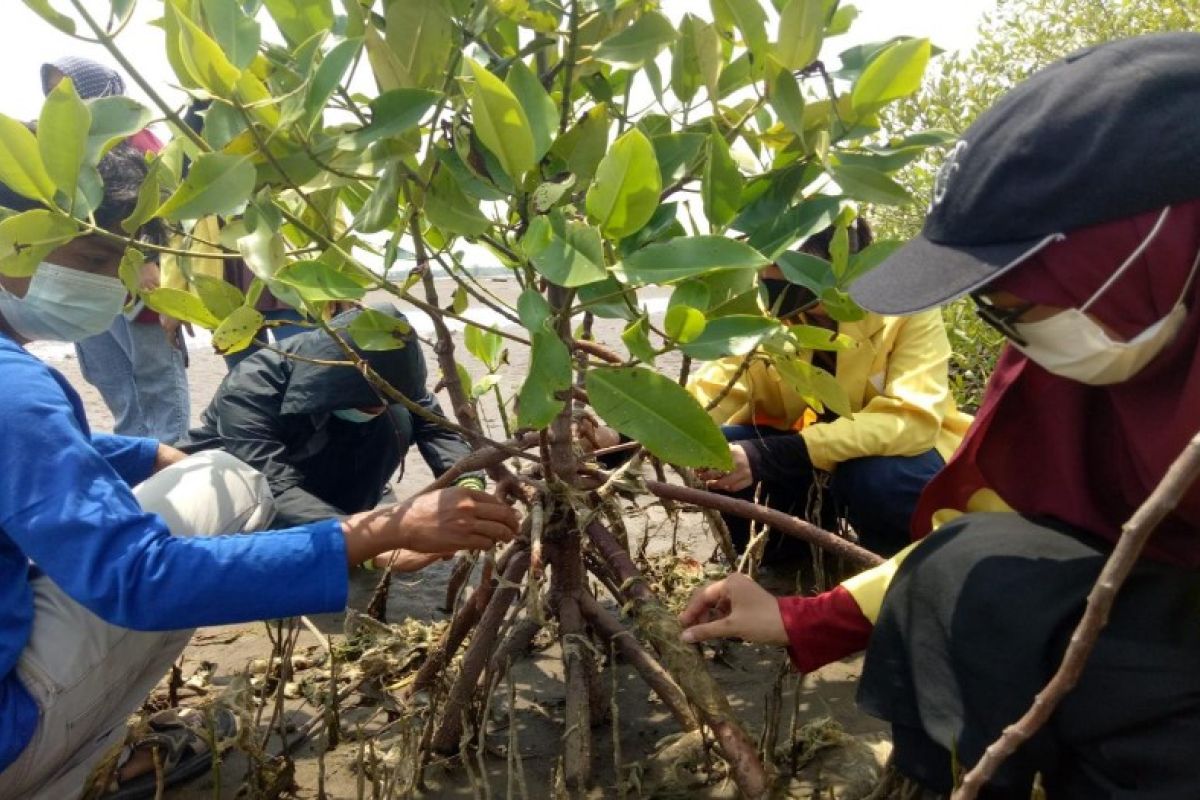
[134,451,276,536]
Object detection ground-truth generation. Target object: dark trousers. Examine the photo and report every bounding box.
[861,513,1200,798]
[719,425,944,558]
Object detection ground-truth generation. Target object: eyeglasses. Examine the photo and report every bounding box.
[970,292,1035,346]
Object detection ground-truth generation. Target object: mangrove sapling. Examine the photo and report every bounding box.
[17,1,946,794]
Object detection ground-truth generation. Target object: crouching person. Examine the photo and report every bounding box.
[177,303,485,570]
[690,221,971,558]
[0,144,518,798]
[680,34,1200,799]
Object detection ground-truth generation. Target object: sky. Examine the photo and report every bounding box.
[0,0,994,123]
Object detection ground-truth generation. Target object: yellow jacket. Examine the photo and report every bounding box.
[687,309,973,471]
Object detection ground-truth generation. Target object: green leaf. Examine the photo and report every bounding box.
[261,0,333,46]
[665,304,706,343]
[384,0,453,90]
[86,97,152,163]
[348,307,413,351]
[775,250,834,294]
[680,315,780,360]
[21,0,75,35]
[465,323,504,371]
[550,105,610,187]
[200,0,261,69]
[587,366,732,469]
[304,37,363,131]
[620,236,767,285]
[0,115,56,203]
[170,3,242,94]
[747,196,841,261]
[586,128,661,239]
[844,240,903,286]
[355,161,402,234]
[236,219,288,281]
[711,0,768,62]
[467,59,535,182]
[122,162,163,235]
[0,210,78,277]
[775,356,854,418]
[669,280,711,312]
[505,60,557,162]
[621,315,657,364]
[577,276,636,320]
[156,153,256,221]
[828,162,913,206]
[671,14,704,104]
[787,323,857,351]
[703,132,743,229]
[851,37,931,114]
[827,3,859,35]
[653,133,705,186]
[774,0,824,70]
[143,287,222,328]
[275,260,368,303]
[516,289,571,428]
[192,274,245,319]
[347,88,439,147]
[771,66,806,138]
[425,168,491,237]
[212,304,265,353]
[593,11,677,70]
[38,78,90,210]
[521,212,607,288]
[819,286,867,322]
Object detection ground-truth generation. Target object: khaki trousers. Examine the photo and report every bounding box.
[0,451,275,800]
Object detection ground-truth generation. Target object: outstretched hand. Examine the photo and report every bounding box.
[678,572,788,646]
[341,487,520,568]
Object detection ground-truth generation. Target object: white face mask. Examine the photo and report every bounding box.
[1012,207,1198,385]
[0,261,127,343]
[332,407,384,424]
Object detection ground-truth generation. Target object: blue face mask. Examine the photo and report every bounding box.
[332,407,384,424]
[0,261,126,342]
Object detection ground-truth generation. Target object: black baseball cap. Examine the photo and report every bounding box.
[851,32,1200,315]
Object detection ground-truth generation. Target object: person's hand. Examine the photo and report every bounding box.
[678,572,788,646]
[576,416,620,453]
[341,487,520,567]
[161,316,193,350]
[138,261,161,293]
[370,549,454,573]
[696,444,754,492]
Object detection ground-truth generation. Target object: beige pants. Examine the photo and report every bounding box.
[0,451,275,800]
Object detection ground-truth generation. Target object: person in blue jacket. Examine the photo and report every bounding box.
[0,141,519,799]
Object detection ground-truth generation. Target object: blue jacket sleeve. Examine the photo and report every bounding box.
[0,361,348,632]
[91,434,159,486]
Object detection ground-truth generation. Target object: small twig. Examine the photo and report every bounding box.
[954,431,1200,799]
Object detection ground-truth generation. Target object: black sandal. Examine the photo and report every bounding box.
[102,706,238,800]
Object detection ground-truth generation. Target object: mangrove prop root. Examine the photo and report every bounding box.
[408,541,524,698]
[578,592,699,732]
[586,522,771,799]
[487,616,542,687]
[442,554,476,613]
[431,551,531,754]
[644,479,883,570]
[559,595,593,791]
[954,432,1200,800]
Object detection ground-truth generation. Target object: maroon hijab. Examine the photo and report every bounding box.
[913,200,1200,566]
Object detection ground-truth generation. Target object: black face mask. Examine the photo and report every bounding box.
[761,278,817,319]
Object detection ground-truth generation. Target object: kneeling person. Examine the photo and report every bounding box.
[178,304,484,567]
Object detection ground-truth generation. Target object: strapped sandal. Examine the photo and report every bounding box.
[102,706,239,800]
